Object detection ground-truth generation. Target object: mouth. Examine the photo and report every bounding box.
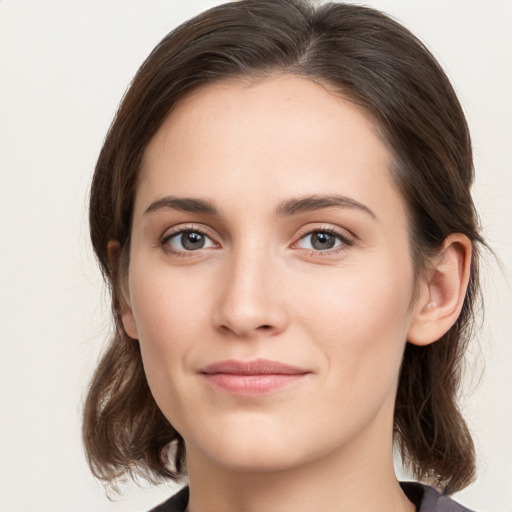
[199,359,311,396]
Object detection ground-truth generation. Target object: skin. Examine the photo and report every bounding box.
[120,75,471,512]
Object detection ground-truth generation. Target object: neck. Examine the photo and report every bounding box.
[185,411,415,512]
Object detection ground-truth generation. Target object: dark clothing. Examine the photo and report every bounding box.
[149,481,475,511]
[149,486,188,512]
[400,482,475,511]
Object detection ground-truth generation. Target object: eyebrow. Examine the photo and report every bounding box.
[144,194,376,219]
[144,196,220,216]
[275,195,376,219]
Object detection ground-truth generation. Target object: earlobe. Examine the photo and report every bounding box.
[121,309,139,340]
[407,234,472,346]
[107,240,139,340]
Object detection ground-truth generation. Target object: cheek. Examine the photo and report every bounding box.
[295,259,415,392]
[127,267,218,438]
[127,265,211,385]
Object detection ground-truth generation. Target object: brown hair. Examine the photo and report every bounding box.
[83,0,483,494]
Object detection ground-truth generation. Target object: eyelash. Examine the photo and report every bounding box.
[293,226,354,256]
[159,224,354,257]
[160,224,216,257]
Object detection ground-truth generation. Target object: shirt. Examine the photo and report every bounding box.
[148,481,475,512]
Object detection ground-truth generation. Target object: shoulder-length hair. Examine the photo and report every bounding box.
[83,0,483,494]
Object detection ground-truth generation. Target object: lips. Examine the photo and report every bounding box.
[199,359,310,396]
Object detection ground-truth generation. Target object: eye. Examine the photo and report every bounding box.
[162,229,216,253]
[296,229,353,252]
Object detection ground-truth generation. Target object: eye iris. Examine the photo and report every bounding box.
[311,232,336,250]
[181,231,205,250]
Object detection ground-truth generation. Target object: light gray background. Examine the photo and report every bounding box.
[0,1,510,511]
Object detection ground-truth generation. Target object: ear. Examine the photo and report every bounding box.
[107,240,139,340]
[407,233,472,346]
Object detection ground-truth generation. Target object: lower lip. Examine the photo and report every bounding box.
[201,373,308,396]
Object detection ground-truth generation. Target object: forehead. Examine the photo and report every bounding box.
[137,75,405,225]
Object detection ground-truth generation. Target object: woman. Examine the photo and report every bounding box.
[83,1,484,510]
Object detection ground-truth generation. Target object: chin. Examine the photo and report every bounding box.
[184,415,313,473]
[205,442,306,473]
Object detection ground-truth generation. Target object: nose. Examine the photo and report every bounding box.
[213,246,289,338]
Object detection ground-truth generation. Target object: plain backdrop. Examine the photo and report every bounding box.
[0,1,511,511]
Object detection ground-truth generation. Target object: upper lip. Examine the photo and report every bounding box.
[199,359,310,375]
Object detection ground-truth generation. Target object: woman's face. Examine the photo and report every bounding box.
[123,76,424,473]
